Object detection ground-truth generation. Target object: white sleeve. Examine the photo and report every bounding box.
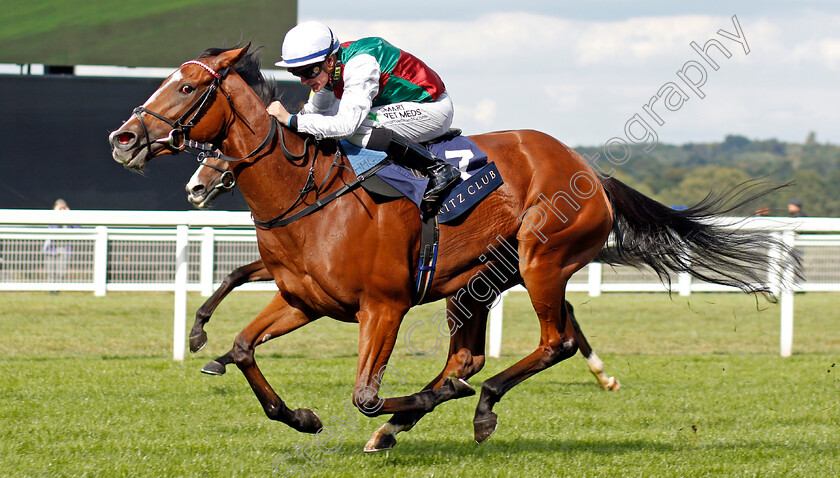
[300,89,337,115]
[296,54,380,139]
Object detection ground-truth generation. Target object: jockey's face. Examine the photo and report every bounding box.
[291,56,335,93]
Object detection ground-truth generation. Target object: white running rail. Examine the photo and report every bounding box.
[3,210,838,359]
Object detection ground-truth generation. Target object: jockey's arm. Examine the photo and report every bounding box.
[295,54,380,139]
[300,89,337,115]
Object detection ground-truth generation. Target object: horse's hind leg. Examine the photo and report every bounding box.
[568,301,620,391]
[471,208,615,442]
[189,259,271,353]
[365,295,490,452]
[364,296,617,451]
[473,277,579,443]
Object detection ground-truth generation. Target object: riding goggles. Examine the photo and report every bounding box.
[288,61,325,79]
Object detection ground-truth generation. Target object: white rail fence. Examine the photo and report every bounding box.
[3,210,839,359]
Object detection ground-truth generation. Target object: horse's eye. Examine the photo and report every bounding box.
[180,85,195,94]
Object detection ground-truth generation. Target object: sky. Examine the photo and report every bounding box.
[296,1,840,147]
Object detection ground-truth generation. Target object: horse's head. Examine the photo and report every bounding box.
[109,46,251,170]
[186,156,235,208]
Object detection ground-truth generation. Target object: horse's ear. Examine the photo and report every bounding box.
[214,43,251,70]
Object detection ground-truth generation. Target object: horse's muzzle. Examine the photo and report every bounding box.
[109,127,149,169]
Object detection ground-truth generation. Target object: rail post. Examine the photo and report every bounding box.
[200,226,215,297]
[779,230,796,357]
[173,225,189,361]
[93,225,108,296]
[488,290,508,358]
[588,262,602,297]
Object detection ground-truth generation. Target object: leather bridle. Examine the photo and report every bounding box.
[131,60,231,157]
[196,154,236,191]
[130,59,278,164]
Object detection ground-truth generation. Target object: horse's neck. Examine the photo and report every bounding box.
[224,104,334,224]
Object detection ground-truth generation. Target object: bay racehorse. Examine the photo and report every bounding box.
[185,155,620,392]
[109,45,797,451]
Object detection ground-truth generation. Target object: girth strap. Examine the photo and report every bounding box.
[412,216,440,304]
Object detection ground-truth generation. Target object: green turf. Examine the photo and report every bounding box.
[1,291,838,477]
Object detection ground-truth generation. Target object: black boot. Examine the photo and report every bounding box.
[425,158,461,199]
[367,129,461,200]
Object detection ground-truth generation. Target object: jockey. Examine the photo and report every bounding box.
[267,21,460,200]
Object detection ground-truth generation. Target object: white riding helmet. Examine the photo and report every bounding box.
[275,21,339,68]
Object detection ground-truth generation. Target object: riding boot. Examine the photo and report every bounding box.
[367,129,461,200]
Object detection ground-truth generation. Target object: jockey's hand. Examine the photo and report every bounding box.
[267,101,291,125]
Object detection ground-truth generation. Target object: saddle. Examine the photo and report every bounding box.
[340,129,502,224]
[349,129,462,200]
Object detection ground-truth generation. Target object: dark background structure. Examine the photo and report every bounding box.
[0,0,301,211]
[0,75,308,210]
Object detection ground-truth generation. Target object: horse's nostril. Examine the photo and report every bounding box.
[191,185,205,194]
[116,132,135,145]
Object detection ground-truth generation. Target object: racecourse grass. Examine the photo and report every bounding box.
[1,291,838,477]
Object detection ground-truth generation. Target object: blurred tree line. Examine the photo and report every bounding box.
[576,132,840,217]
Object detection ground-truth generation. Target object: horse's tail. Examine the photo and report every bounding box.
[594,176,801,299]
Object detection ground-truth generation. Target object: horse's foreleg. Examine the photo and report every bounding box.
[200,307,304,376]
[201,351,233,375]
[364,295,490,452]
[351,303,476,423]
[189,259,271,353]
[568,301,620,391]
[233,291,322,433]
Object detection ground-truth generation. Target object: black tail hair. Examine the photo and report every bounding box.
[594,176,802,300]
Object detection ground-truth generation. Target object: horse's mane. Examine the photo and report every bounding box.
[199,46,279,106]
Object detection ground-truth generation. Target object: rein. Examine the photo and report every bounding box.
[252,150,393,229]
[186,118,278,162]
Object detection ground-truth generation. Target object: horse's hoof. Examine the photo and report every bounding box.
[607,377,621,391]
[449,377,476,398]
[292,408,323,434]
[200,360,226,375]
[364,432,396,453]
[473,412,498,444]
[189,331,208,353]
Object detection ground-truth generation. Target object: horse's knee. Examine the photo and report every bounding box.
[232,336,254,368]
